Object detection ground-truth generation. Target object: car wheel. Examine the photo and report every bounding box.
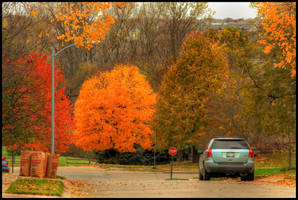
[247,171,254,181]
[241,171,254,181]
[199,171,204,180]
[202,167,210,180]
[204,173,210,180]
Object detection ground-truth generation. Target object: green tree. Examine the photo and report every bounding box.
[207,26,296,169]
[243,49,296,169]
[204,27,261,143]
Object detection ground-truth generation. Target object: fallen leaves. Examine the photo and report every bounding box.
[210,173,296,188]
[252,174,296,187]
[65,180,93,197]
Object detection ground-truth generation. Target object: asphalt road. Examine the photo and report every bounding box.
[4,166,296,198]
[57,166,296,198]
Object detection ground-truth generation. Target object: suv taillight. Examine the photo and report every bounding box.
[3,163,8,166]
[249,149,254,158]
[206,149,212,158]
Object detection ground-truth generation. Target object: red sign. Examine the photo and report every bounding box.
[168,147,177,156]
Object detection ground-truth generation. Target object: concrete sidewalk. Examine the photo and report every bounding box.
[2,193,61,198]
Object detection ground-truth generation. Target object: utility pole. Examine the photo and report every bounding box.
[51,48,55,154]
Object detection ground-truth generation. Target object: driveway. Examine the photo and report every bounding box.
[3,166,296,198]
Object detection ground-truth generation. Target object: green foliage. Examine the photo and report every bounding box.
[246,64,296,137]
[95,146,174,165]
[240,31,296,166]
[61,143,96,160]
[204,26,296,160]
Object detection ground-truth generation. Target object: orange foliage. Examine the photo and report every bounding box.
[256,2,296,77]
[73,65,156,153]
[54,2,127,50]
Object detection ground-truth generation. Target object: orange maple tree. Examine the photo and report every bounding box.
[53,2,127,49]
[73,65,156,152]
[255,2,296,77]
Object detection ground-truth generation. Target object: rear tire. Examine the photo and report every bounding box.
[202,168,210,180]
[199,171,204,180]
[241,171,254,181]
[247,171,254,181]
[204,172,210,180]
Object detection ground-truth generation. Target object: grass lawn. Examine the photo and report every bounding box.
[256,167,296,175]
[6,178,64,196]
[58,156,91,166]
[56,175,67,180]
[284,176,296,180]
[255,167,296,178]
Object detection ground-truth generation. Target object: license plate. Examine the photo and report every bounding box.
[226,152,235,158]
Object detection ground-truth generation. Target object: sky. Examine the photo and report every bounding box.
[208,2,258,19]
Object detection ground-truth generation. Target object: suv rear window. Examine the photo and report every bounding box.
[211,140,249,149]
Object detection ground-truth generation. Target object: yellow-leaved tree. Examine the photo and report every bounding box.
[152,32,229,161]
[73,65,156,154]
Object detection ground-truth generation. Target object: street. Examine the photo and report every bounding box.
[3,166,296,198]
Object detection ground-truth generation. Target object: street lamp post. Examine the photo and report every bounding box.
[51,43,75,154]
[153,131,156,169]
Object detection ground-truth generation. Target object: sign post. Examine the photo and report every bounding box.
[168,147,177,180]
[11,150,14,173]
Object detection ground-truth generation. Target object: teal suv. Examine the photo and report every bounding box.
[199,138,255,181]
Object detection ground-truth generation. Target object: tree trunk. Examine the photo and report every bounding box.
[192,145,199,163]
[177,150,183,162]
[288,134,292,170]
[115,151,120,164]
